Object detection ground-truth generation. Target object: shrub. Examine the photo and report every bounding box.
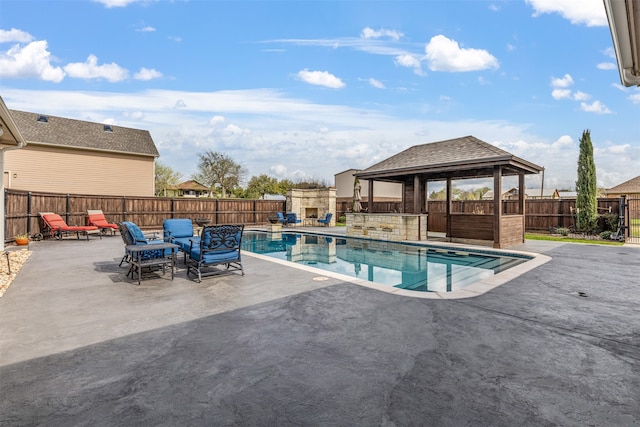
[555,227,569,236]
[600,230,613,240]
[338,215,346,223]
[599,213,618,232]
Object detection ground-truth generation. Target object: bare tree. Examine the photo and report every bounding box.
[193,151,246,198]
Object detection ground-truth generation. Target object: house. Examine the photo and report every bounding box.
[605,175,640,198]
[1,97,28,250]
[164,180,210,198]
[334,168,402,205]
[5,109,159,196]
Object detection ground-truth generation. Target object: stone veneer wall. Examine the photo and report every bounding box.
[286,188,336,226]
[346,213,427,241]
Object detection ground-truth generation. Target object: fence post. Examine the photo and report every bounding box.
[122,196,126,221]
[65,194,70,223]
[620,195,627,238]
[27,191,32,236]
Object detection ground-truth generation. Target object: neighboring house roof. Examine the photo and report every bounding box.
[606,175,640,194]
[261,194,286,200]
[558,191,577,199]
[356,135,542,181]
[169,180,209,191]
[10,109,159,157]
[524,188,559,198]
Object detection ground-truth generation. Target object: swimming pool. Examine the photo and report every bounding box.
[241,231,532,293]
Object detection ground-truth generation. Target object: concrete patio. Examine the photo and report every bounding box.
[1,228,639,426]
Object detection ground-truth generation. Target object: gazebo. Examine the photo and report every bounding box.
[351,135,544,248]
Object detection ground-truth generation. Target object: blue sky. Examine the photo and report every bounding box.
[1,0,638,190]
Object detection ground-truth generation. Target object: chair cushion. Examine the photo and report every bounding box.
[163,219,194,240]
[173,236,199,253]
[190,247,238,263]
[122,221,148,244]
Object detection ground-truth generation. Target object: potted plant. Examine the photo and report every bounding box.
[14,233,29,246]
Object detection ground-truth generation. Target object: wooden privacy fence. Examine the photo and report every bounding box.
[337,198,621,233]
[5,189,622,241]
[4,189,286,240]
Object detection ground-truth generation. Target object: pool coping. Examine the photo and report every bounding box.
[243,229,551,299]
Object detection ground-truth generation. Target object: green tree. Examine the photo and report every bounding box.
[193,151,246,198]
[154,162,183,197]
[575,129,598,232]
[246,174,281,199]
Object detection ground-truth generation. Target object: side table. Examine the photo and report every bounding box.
[125,243,178,286]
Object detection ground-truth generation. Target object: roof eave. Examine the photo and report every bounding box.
[604,0,640,87]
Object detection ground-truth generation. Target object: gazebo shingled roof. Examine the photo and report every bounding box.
[356,135,542,182]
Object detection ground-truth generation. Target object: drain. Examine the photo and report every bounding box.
[577,291,588,297]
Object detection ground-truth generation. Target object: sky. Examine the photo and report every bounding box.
[1,0,638,191]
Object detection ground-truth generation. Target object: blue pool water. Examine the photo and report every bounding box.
[241,231,530,293]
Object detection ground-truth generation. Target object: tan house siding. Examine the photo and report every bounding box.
[5,144,154,196]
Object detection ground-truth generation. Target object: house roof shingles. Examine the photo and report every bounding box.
[356,135,543,182]
[10,110,159,157]
[169,180,209,191]
[606,175,640,194]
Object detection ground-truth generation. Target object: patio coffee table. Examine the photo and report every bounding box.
[125,242,178,285]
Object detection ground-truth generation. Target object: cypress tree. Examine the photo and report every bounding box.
[575,129,598,232]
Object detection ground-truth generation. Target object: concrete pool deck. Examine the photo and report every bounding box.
[1,228,639,425]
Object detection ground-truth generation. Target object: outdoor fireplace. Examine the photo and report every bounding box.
[305,208,318,219]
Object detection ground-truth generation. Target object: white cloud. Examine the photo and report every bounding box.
[0,28,34,43]
[628,93,640,104]
[209,115,225,125]
[551,74,574,88]
[0,40,65,82]
[64,54,128,82]
[572,91,590,101]
[525,0,607,27]
[360,27,403,41]
[368,78,385,89]
[394,54,424,75]
[297,69,345,88]
[597,62,616,70]
[551,89,571,100]
[92,0,142,7]
[137,26,156,32]
[580,100,612,114]
[603,47,616,59]
[134,67,162,80]
[424,35,499,72]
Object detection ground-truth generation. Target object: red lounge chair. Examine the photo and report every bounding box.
[87,210,119,235]
[40,212,99,240]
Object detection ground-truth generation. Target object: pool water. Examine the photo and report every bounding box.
[241,231,530,293]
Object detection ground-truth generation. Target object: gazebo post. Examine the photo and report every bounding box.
[446,177,452,239]
[493,166,502,248]
[519,172,526,243]
[367,179,374,213]
[413,175,420,214]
